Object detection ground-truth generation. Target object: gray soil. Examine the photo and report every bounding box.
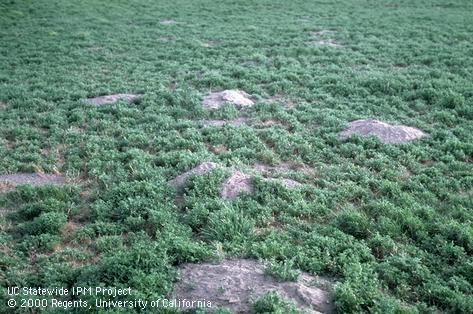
[338,119,427,144]
[84,93,141,106]
[0,173,66,193]
[199,118,248,128]
[170,259,333,313]
[159,19,178,25]
[170,163,302,201]
[312,39,341,47]
[202,90,254,110]
[169,162,219,189]
[252,162,314,177]
[220,171,253,200]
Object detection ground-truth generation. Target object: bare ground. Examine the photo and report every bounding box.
[169,162,219,189]
[338,119,427,144]
[0,173,66,191]
[84,94,142,106]
[170,259,334,313]
[202,90,254,110]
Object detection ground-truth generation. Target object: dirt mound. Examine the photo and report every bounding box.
[84,94,141,106]
[170,259,333,313]
[170,164,301,201]
[199,118,248,128]
[202,90,254,110]
[220,171,253,200]
[169,162,219,189]
[310,30,341,47]
[338,119,427,144]
[0,173,66,191]
[160,19,177,25]
[313,39,341,47]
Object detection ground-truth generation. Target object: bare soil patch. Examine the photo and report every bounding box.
[252,162,314,177]
[207,144,227,155]
[220,171,253,200]
[312,39,342,47]
[159,19,178,25]
[202,90,254,110]
[170,259,333,313]
[170,164,302,201]
[0,173,66,191]
[338,119,427,144]
[169,162,219,189]
[309,30,341,47]
[84,94,141,106]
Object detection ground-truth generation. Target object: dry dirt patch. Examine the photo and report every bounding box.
[159,19,178,25]
[0,173,66,191]
[169,162,219,189]
[170,259,333,313]
[84,94,142,106]
[338,119,427,144]
[170,163,303,201]
[220,171,253,200]
[202,90,254,110]
[312,39,341,47]
[252,162,314,177]
[310,30,342,47]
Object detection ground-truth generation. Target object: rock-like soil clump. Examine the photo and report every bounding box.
[169,162,219,189]
[0,173,66,192]
[84,94,141,106]
[220,171,253,200]
[170,259,333,313]
[170,163,302,201]
[202,90,254,110]
[338,119,427,144]
[159,19,178,25]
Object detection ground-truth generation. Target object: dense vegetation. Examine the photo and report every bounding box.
[1,0,472,312]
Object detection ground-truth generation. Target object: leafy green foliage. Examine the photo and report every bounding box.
[1,0,472,313]
[252,291,300,314]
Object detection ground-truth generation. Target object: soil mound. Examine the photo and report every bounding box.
[170,259,333,313]
[202,90,254,110]
[170,164,301,201]
[338,119,427,144]
[160,19,177,25]
[169,162,219,188]
[84,94,141,106]
[220,171,253,200]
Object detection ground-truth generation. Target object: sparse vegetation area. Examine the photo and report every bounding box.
[1,0,472,313]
